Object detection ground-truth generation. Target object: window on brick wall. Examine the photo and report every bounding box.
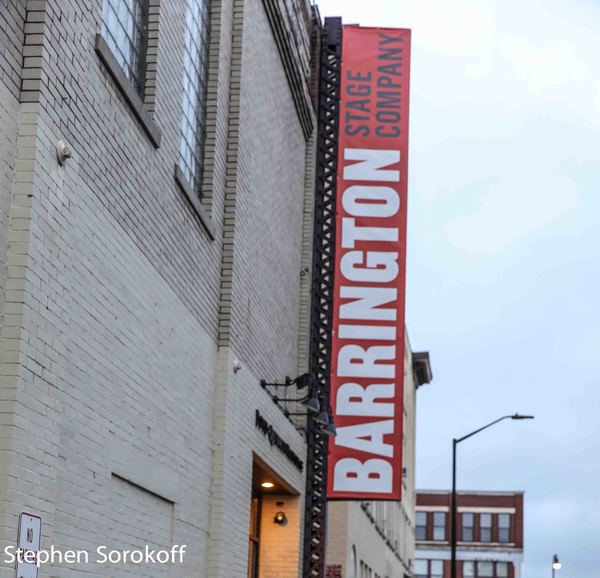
[415,560,443,578]
[415,559,428,578]
[101,0,149,94]
[464,561,510,578]
[416,511,427,540]
[498,514,511,543]
[431,560,443,578]
[179,0,211,195]
[433,512,446,541]
[462,512,474,541]
[480,513,492,542]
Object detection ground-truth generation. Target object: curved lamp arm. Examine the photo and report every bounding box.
[455,413,534,444]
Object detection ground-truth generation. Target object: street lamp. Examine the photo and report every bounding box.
[450,414,534,578]
[552,554,561,578]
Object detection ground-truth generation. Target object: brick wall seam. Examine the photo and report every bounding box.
[216,0,245,349]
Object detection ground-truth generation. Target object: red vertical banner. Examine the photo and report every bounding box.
[327,26,411,500]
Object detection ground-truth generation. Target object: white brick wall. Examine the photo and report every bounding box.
[260,494,303,578]
[107,475,173,578]
[207,345,307,578]
[0,1,315,578]
[0,0,26,302]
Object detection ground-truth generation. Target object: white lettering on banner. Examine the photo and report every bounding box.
[333,458,393,493]
[340,286,397,321]
[336,420,395,457]
[341,218,399,248]
[332,146,403,497]
[338,324,396,341]
[338,345,396,379]
[343,149,400,182]
[342,186,400,217]
[328,26,410,500]
[336,382,396,417]
[340,251,399,283]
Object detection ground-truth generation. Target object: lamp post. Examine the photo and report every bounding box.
[552,554,561,578]
[450,414,534,578]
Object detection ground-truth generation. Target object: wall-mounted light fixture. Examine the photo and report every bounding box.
[261,481,275,489]
[321,408,337,437]
[56,140,72,166]
[260,373,321,415]
[274,511,287,526]
[260,373,336,437]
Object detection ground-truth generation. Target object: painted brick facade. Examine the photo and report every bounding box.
[0,1,26,300]
[0,2,315,578]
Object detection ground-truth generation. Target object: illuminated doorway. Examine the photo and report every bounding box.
[247,457,302,578]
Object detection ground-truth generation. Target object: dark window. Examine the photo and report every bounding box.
[433,512,446,541]
[416,511,427,540]
[101,0,149,94]
[480,513,492,542]
[179,0,211,195]
[498,514,511,543]
[462,513,474,541]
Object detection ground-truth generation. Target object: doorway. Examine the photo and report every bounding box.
[247,457,302,578]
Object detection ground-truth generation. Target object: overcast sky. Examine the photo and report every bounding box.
[316,1,600,576]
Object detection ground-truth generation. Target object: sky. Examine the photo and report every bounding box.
[316,1,600,577]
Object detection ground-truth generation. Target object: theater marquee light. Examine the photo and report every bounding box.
[327,25,411,501]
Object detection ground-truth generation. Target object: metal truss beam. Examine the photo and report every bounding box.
[302,16,343,578]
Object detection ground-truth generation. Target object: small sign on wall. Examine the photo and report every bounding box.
[16,513,41,578]
[326,565,342,578]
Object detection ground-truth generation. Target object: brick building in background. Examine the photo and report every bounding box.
[0,0,318,576]
[325,348,432,578]
[415,491,524,578]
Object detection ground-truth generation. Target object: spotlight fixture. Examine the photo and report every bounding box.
[261,373,321,415]
[293,373,315,389]
[261,373,331,434]
[314,408,329,427]
[321,411,337,437]
[273,511,287,525]
[261,481,275,489]
[260,373,316,391]
[301,393,320,414]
